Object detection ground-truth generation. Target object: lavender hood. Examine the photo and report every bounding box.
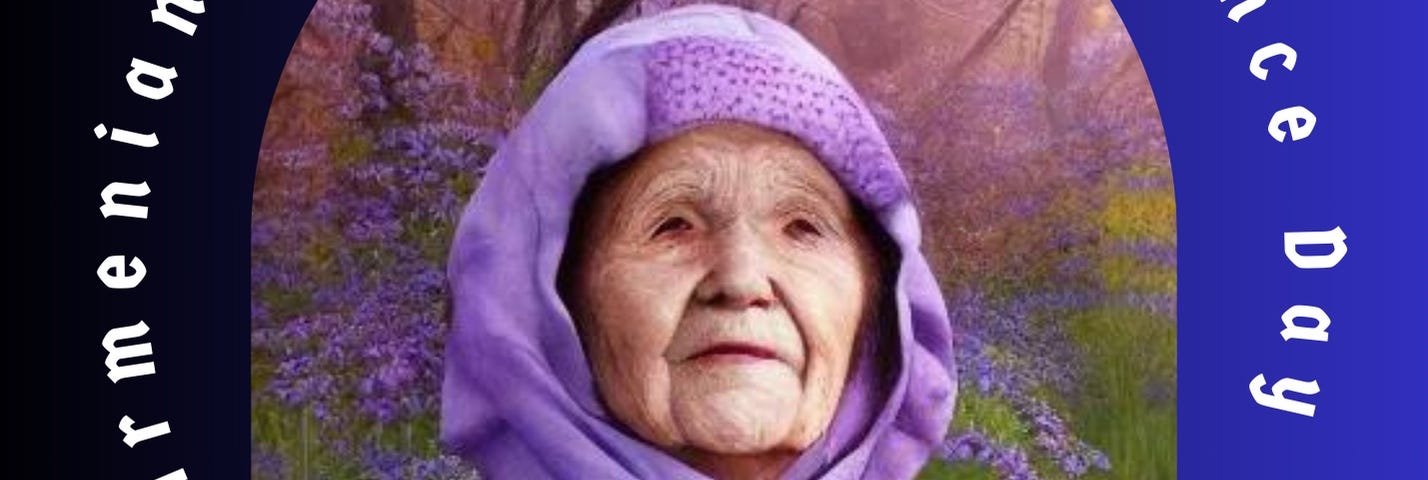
[442,5,955,479]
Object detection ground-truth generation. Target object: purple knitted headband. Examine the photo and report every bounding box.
[644,36,912,212]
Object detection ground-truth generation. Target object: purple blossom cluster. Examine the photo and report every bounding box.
[361,445,482,480]
[250,439,286,479]
[939,430,1040,480]
[945,291,1114,479]
[251,0,500,477]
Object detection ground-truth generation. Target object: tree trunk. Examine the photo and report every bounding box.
[365,0,418,46]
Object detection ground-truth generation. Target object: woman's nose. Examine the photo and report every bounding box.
[694,224,776,310]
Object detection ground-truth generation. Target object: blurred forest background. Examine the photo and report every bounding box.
[250,0,1176,479]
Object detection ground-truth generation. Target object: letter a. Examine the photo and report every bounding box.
[1250,373,1319,417]
[127,58,178,100]
[1284,226,1347,269]
[1281,305,1331,342]
[155,469,187,480]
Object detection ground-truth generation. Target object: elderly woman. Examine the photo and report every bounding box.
[442,5,955,479]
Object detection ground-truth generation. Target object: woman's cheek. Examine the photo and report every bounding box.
[788,252,868,353]
[596,259,678,358]
[585,258,687,447]
[784,254,869,444]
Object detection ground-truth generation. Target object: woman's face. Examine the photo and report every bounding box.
[565,123,879,459]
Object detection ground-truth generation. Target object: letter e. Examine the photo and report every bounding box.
[1268,106,1317,142]
[98,255,147,289]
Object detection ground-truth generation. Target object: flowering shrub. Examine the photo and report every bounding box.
[251,1,1174,479]
[251,1,496,477]
[904,72,1174,479]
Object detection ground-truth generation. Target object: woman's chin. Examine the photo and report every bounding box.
[669,361,804,453]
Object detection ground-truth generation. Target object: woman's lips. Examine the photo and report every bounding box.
[689,342,780,363]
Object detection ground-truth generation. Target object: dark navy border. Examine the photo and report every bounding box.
[35,1,1427,478]
[1116,1,1428,477]
[41,1,315,478]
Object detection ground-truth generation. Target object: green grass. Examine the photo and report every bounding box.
[252,405,364,479]
[1066,306,1176,480]
[918,458,1002,480]
[919,163,1177,479]
[914,389,1034,479]
[1071,169,1177,480]
[252,400,443,479]
[954,389,1034,447]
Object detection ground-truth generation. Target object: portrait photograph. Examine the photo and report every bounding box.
[250,1,1175,478]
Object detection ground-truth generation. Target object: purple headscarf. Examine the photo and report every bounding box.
[442,5,955,479]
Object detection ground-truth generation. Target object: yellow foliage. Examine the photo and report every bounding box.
[1101,189,1175,243]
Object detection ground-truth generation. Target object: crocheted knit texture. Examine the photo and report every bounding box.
[646,36,910,211]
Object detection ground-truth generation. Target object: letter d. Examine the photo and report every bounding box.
[1284,226,1347,269]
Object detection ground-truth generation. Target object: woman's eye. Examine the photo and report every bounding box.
[784,218,822,239]
[651,216,692,238]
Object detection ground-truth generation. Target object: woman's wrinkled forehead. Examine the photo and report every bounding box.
[606,123,855,218]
